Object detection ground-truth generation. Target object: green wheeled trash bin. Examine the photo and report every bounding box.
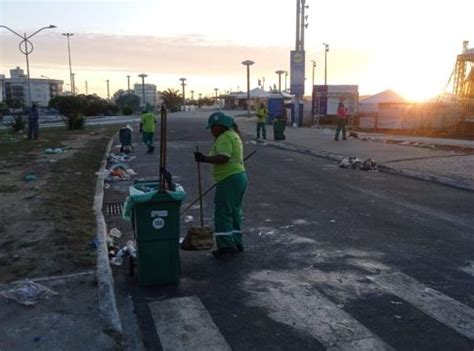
[273,119,286,140]
[124,182,185,286]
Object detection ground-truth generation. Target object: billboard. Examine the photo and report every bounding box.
[290,50,305,95]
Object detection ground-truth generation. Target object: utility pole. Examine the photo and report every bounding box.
[126,75,131,93]
[323,43,329,86]
[190,90,195,100]
[62,33,75,96]
[106,79,110,99]
[85,81,88,95]
[179,78,186,111]
[72,73,76,95]
[242,60,255,117]
[312,60,316,87]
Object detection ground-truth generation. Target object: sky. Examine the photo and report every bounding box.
[0,0,473,101]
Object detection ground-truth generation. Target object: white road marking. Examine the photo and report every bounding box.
[370,272,474,340]
[459,261,474,277]
[245,270,392,351]
[149,295,231,351]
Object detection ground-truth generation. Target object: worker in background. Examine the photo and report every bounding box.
[255,102,268,140]
[335,101,348,141]
[27,103,40,140]
[139,106,157,153]
[194,112,247,257]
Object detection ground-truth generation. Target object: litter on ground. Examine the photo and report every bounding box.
[0,280,58,306]
[339,157,378,171]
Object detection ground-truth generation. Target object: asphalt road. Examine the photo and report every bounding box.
[111,114,474,351]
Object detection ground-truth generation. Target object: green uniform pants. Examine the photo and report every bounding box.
[142,132,154,152]
[257,122,266,139]
[214,172,248,249]
[335,119,347,140]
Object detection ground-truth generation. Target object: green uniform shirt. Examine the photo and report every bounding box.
[210,130,245,183]
[256,107,268,123]
[141,113,156,133]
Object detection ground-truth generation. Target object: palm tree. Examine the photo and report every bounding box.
[160,88,182,112]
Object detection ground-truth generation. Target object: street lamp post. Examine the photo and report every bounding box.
[190,90,195,100]
[0,24,56,106]
[241,60,255,117]
[72,73,76,95]
[214,88,219,107]
[323,43,329,86]
[62,33,74,95]
[179,78,186,111]
[138,74,147,107]
[312,60,316,87]
[126,75,131,93]
[85,81,89,95]
[106,79,110,99]
[284,71,288,91]
[275,70,285,93]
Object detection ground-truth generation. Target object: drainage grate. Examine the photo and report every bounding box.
[106,202,124,216]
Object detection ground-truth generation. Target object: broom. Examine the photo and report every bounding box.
[180,146,214,250]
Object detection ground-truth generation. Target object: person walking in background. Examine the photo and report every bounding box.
[194,112,248,257]
[335,101,348,141]
[139,107,157,153]
[27,103,40,140]
[255,102,268,140]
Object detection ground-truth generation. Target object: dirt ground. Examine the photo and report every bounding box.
[0,125,116,283]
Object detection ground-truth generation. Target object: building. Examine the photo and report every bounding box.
[134,83,157,107]
[2,67,63,107]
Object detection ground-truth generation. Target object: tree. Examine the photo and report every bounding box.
[0,102,9,117]
[5,98,25,110]
[115,93,140,113]
[160,89,182,112]
[49,96,85,130]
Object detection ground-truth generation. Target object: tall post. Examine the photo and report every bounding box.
[295,0,301,51]
[179,78,186,111]
[138,74,147,107]
[190,90,195,100]
[85,81,88,95]
[126,75,130,93]
[285,71,288,91]
[23,33,32,106]
[323,43,329,86]
[214,88,218,106]
[301,0,306,51]
[72,73,76,95]
[312,60,316,87]
[275,70,285,93]
[241,60,255,117]
[62,33,74,96]
[106,79,110,99]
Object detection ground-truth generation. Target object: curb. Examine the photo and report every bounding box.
[93,133,123,344]
[263,140,474,193]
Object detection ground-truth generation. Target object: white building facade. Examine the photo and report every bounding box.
[134,83,157,107]
[2,67,63,107]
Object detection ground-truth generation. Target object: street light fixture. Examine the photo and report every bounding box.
[62,33,75,95]
[179,78,187,111]
[0,24,56,106]
[241,60,255,117]
[138,74,147,107]
[275,70,286,93]
[322,43,329,86]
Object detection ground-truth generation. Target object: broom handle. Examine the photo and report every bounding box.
[196,145,204,227]
[181,150,257,215]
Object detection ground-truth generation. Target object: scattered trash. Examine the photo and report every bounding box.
[24,172,38,181]
[181,226,214,250]
[184,215,194,224]
[280,224,294,229]
[394,315,402,320]
[258,230,275,237]
[104,183,111,190]
[391,301,403,305]
[126,169,138,176]
[45,147,65,154]
[339,157,378,171]
[330,219,336,223]
[265,219,272,222]
[109,228,122,238]
[108,153,136,164]
[89,238,99,249]
[292,219,310,225]
[110,257,124,266]
[349,131,358,138]
[109,240,137,266]
[0,280,58,306]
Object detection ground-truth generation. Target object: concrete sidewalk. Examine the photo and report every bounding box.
[229,114,474,192]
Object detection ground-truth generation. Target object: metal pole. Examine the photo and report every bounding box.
[1,25,56,107]
[180,78,186,111]
[24,33,32,106]
[106,79,110,99]
[85,81,88,95]
[247,65,250,116]
[295,0,300,51]
[72,73,76,94]
[127,75,130,93]
[301,0,305,51]
[138,74,147,107]
[312,60,316,87]
[323,43,329,86]
[285,71,288,91]
[62,33,74,96]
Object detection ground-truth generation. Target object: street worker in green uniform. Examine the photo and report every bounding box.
[256,102,268,140]
[139,107,157,153]
[194,112,248,257]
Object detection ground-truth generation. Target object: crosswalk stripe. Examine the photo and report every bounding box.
[264,285,392,351]
[149,296,231,351]
[459,261,474,277]
[370,272,474,340]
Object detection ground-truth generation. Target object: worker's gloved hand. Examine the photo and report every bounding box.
[194,152,206,162]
